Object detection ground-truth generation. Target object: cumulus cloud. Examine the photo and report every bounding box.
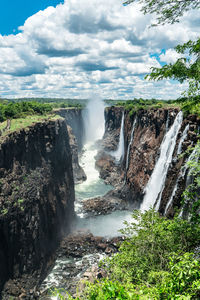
[0,0,198,99]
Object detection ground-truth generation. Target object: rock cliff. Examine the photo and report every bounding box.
[98,106,199,212]
[0,118,75,296]
[55,108,86,183]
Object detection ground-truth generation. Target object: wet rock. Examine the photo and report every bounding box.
[67,125,87,184]
[81,193,128,217]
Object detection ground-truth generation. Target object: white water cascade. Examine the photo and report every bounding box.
[140,111,183,212]
[164,124,190,215]
[125,117,137,170]
[75,99,112,215]
[177,124,189,155]
[111,111,125,162]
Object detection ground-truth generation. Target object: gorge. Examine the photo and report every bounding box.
[0,99,199,299]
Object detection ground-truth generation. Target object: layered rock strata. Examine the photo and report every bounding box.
[0,118,75,296]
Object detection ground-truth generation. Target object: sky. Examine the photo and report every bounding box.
[0,0,199,100]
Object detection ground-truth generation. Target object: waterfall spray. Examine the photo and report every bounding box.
[140,111,183,212]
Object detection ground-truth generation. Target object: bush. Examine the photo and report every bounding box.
[106,210,200,284]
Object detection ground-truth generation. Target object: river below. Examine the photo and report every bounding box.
[40,100,133,299]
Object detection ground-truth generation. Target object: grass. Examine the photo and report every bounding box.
[0,114,62,137]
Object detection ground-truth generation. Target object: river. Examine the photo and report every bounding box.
[40,99,133,298]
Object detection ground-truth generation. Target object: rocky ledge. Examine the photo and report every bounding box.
[40,231,124,299]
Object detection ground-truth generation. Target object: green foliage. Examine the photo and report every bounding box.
[78,279,135,299]
[123,0,200,25]
[146,38,200,99]
[53,210,200,299]
[0,208,8,215]
[51,288,72,299]
[106,210,200,285]
[174,96,200,117]
[160,252,200,298]
[114,98,175,116]
[66,211,200,299]
[7,97,87,109]
[0,101,52,122]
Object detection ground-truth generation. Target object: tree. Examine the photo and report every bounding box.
[145,38,200,97]
[123,0,200,25]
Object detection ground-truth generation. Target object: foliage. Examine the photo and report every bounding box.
[76,279,135,299]
[0,101,52,122]
[174,96,200,117]
[106,210,200,284]
[115,98,176,116]
[123,0,200,25]
[7,97,87,108]
[61,211,200,299]
[160,252,200,298]
[146,38,200,99]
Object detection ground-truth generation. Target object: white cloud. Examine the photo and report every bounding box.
[0,0,198,99]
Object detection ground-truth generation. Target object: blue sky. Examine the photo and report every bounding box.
[0,1,63,35]
[0,0,198,99]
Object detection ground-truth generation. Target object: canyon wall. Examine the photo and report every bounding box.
[55,108,86,183]
[55,108,85,151]
[99,106,199,213]
[0,118,75,295]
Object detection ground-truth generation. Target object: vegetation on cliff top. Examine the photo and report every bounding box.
[0,101,52,122]
[0,114,62,137]
[115,96,200,117]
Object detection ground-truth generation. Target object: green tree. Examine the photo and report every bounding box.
[145,38,200,97]
[123,0,200,25]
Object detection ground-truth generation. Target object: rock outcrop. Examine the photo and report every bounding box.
[55,108,85,151]
[55,108,86,183]
[67,125,87,184]
[0,118,75,296]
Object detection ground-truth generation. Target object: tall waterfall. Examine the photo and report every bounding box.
[164,124,190,215]
[140,111,183,212]
[111,111,125,162]
[125,117,137,170]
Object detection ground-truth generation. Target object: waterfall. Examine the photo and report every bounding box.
[177,124,189,155]
[164,124,189,215]
[125,117,137,170]
[111,111,125,162]
[140,111,183,212]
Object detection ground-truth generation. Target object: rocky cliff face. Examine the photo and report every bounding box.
[0,118,75,295]
[98,106,199,212]
[158,114,199,217]
[55,108,85,151]
[123,108,179,206]
[55,108,86,183]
